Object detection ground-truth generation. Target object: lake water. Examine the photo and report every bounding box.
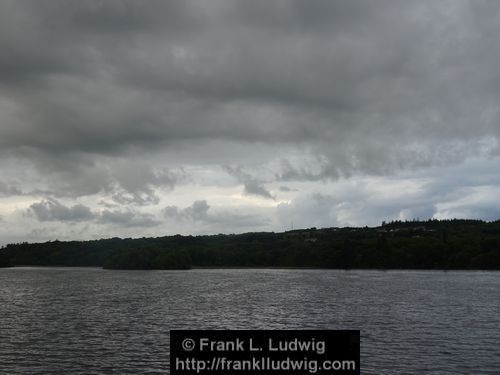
[0,268,499,374]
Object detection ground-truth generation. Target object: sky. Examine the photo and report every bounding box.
[1,0,500,245]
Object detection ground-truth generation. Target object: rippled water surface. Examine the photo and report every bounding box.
[0,268,499,374]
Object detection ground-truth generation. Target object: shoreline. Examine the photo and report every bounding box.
[2,265,499,272]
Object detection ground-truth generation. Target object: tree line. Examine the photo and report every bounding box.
[1,219,500,270]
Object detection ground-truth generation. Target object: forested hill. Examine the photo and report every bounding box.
[1,219,500,270]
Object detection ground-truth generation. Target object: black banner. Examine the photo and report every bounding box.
[170,330,360,374]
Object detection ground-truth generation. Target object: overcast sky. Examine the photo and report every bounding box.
[1,0,500,245]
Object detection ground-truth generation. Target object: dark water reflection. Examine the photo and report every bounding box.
[0,268,499,374]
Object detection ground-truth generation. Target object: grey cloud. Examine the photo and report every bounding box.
[275,191,406,229]
[277,137,495,183]
[186,200,210,221]
[243,180,275,200]
[28,198,160,227]
[164,200,210,222]
[225,166,275,200]
[29,199,96,222]
[60,1,197,34]
[14,149,114,197]
[435,201,500,222]
[0,181,22,196]
[13,148,183,201]
[111,192,159,206]
[164,200,269,229]
[110,162,182,205]
[213,212,270,229]
[2,0,500,243]
[276,158,500,228]
[1,0,500,179]
[98,209,160,227]
[97,200,120,209]
[279,186,297,192]
[277,159,325,182]
[277,193,341,229]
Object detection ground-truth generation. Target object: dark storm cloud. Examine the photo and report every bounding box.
[13,148,183,201]
[2,0,500,173]
[1,0,500,244]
